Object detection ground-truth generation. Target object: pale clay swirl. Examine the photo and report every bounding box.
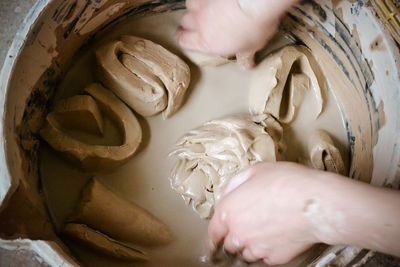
[96,35,190,118]
[249,45,325,123]
[169,114,283,219]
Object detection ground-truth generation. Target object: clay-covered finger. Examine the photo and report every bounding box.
[236,51,255,69]
[178,30,209,52]
[206,210,229,261]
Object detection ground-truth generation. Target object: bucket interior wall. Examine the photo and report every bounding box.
[0,0,400,266]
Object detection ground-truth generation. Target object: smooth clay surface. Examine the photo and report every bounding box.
[39,11,349,267]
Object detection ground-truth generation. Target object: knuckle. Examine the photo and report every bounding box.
[251,248,265,259]
[263,254,288,266]
[240,247,257,262]
[263,257,279,266]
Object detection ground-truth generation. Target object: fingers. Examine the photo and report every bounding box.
[206,210,229,260]
[236,51,256,69]
[179,3,207,52]
[177,30,209,52]
[240,247,262,263]
[222,234,243,255]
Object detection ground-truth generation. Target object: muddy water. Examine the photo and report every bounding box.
[39,10,349,267]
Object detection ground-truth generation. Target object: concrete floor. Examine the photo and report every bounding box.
[0,0,399,266]
[0,0,36,66]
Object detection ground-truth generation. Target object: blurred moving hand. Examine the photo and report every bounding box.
[178,0,296,68]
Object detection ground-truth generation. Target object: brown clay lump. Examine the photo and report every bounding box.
[249,45,325,123]
[62,223,148,262]
[49,95,104,135]
[40,83,142,172]
[308,129,346,175]
[169,114,283,219]
[69,178,173,247]
[96,35,191,118]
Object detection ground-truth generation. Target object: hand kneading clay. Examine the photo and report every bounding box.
[249,45,325,123]
[63,223,148,261]
[308,129,346,175]
[69,179,173,247]
[96,35,190,118]
[49,95,104,135]
[40,83,142,171]
[169,114,283,219]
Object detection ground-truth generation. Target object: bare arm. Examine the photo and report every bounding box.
[207,162,400,265]
[309,171,400,256]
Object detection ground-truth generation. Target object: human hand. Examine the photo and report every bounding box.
[178,0,295,68]
[206,162,326,265]
[207,161,400,265]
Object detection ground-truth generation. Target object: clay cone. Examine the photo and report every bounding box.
[63,223,148,261]
[70,179,173,247]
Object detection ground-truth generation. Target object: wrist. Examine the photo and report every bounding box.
[300,172,348,245]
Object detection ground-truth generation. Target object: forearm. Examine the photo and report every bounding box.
[307,173,400,256]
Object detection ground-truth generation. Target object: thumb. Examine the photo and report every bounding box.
[221,167,254,197]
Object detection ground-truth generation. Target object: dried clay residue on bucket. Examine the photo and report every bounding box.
[283,3,386,182]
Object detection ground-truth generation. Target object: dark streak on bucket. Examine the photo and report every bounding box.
[286,2,381,182]
[302,0,327,22]
[52,0,77,24]
[64,0,91,39]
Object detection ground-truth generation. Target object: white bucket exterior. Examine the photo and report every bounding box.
[0,0,399,265]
